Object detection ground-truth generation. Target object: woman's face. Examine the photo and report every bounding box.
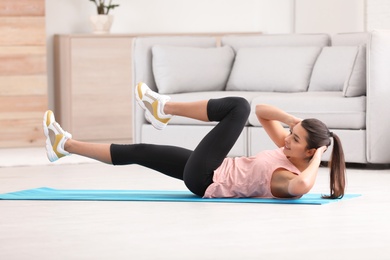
[283,122,314,160]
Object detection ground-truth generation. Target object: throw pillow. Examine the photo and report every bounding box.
[152,45,234,94]
[309,46,359,92]
[343,45,366,97]
[226,46,322,92]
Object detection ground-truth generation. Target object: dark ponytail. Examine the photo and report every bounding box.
[301,119,346,199]
[322,133,346,199]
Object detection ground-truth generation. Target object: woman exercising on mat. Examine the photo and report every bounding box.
[43,82,346,199]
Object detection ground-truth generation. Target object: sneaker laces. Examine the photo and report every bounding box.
[145,89,171,117]
[146,88,169,102]
[52,121,71,138]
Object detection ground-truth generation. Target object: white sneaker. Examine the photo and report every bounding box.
[43,110,72,162]
[135,82,172,130]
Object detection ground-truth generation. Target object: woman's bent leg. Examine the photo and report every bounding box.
[164,100,209,122]
[183,97,250,196]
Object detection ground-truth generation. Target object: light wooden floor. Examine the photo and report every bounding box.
[1,148,390,260]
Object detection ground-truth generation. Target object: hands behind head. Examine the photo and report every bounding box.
[288,116,303,131]
[316,146,328,155]
[310,146,328,162]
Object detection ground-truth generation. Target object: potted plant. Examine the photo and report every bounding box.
[89,0,120,34]
[90,0,120,15]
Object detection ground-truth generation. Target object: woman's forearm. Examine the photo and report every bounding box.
[256,104,299,127]
[287,156,320,196]
[287,147,326,196]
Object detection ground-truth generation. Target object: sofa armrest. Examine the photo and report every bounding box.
[366,30,390,163]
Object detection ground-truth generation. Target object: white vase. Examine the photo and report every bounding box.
[89,15,114,34]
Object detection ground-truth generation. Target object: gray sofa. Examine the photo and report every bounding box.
[132,30,390,164]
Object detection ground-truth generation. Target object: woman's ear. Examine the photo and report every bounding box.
[306,148,316,158]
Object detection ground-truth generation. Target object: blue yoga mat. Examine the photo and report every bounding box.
[0,187,360,205]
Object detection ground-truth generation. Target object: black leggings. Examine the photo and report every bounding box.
[110,97,250,196]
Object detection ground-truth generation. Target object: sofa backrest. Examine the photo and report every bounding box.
[221,34,330,52]
[332,32,370,46]
[217,33,367,97]
[133,33,367,97]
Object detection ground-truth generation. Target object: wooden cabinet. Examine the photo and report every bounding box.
[54,34,134,143]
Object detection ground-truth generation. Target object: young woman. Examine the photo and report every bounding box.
[43,82,346,199]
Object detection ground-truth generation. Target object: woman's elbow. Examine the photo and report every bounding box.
[288,179,313,196]
[255,104,266,113]
[255,104,269,119]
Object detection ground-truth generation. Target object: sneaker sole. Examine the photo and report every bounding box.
[135,83,167,130]
[42,111,59,162]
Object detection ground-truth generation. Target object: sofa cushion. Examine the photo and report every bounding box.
[248,92,366,129]
[308,46,359,92]
[133,36,217,92]
[331,32,368,97]
[343,45,366,97]
[152,45,234,94]
[226,46,321,92]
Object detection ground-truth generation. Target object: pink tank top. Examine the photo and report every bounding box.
[203,148,301,198]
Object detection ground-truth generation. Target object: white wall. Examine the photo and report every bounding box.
[46,0,294,34]
[366,0,390,31]
[294,0,365,34]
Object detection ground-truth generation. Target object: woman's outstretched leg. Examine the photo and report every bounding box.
[64,139,112,164]
[110,143,191,180]
[44,83,249,195]
[43,110,192,180]
[43,110,112,163]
